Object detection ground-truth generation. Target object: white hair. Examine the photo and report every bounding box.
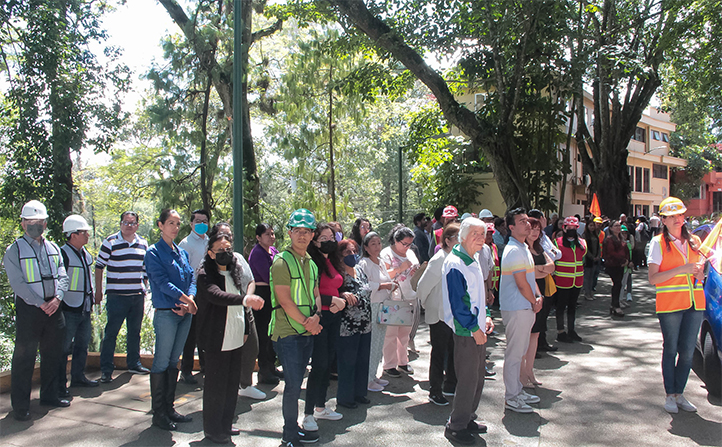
[458,217,486,243]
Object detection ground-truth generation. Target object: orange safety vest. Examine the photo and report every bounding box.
[554,237,587,289]
[490,243,500,290]
[653,234,706,313]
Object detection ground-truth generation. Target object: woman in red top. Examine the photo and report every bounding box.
[303,223,350,430]
[603,220,630,317]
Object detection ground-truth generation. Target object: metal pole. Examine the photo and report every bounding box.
[232,0,244,240]
[398,146,403,223]
[329,65,336,221]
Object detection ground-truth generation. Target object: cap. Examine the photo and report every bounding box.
[593,217,603,224]
[563,216,579,228]
[442,206,459,218]
[478,209,494,219]
[63,215,92,235]
[20,200,48,220]
[659,197,686,216]
[286,208,317,230]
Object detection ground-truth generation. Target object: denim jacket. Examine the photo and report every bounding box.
[145,238,196,309]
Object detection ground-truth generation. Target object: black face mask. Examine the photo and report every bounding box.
[215,251,234,266]
[564,229,577,240]
[318,240,338,254]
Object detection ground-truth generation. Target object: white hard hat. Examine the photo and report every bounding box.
[478,209,494,219]
[63,215,91,235]
[20,200,48,219]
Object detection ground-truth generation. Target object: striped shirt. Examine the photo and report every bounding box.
[96,231,148,295]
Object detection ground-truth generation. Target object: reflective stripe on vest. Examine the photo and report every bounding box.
[16,237,61,299]
[61,244,93,308]
[269,250,319,335]
[491,243,500,290]
[553,237,586,289]
[654,234,706,313]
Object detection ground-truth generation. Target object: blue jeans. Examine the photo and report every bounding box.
[273,335,314,443]
[151,309,192,373]
[100,293,145,373]
[658,307,704,395]
[336,332,371,406]
[61,310,92,384]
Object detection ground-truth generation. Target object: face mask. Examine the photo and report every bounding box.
[565,229,577,240]
[26,224,44,239]
[335,232,343,242]
[343,254,358,267]
[194,223,208,235]
[318,240,338,254]
[215,251,234,266]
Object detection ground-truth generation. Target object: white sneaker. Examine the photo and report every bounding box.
[239,385,266,400]
[505,396,533,413]
[374,377,390,386]
[519,390,541,404]
[626,293,632,302]
[675,394,697,412]
[664,395,679,413]
[367,380,384,392]
[302,414,318,431]
[313,407,343,421]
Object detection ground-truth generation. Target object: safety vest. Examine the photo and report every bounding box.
[16,237,61,299]
[653,234,705,313]
[433,228,443,248]
[554,237,586,289]
[61,244,94,308]
[269,250,319,335]
[490,243,500,290]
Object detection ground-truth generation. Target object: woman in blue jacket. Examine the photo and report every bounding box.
[145,209,198,431]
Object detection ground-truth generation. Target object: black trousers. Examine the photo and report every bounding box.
[180,314,205,375]
[428,321,457,395]
[239,309,259,388]
[12,298,65,411]
[253,285,277,377]
[607,266,624,308]
[203,345,243,437]
[555,287,580,334]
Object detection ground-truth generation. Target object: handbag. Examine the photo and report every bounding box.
[544,274,557,297]
[378,299,415,326]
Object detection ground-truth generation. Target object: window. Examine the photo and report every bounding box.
[652,130,661,140]
[635,167,643,192]
[643,205,649,217]
[629,166,634,189]
[632,127,646,142]
[643,168,650,193]
[653,164,668,179]
[662,133,670,142]
[653,205,660,214]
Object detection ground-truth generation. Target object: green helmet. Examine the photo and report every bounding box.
[287,208,317,230]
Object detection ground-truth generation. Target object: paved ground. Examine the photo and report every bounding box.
[1,270,721,446]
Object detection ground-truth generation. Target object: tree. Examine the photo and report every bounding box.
[0,0,129,238]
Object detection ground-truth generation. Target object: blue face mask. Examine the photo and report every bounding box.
[343,254,358,268]
[335,231,343,242]
[194,223,209,235]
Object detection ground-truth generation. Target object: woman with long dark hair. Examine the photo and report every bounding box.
[196,228,264,443]
[351,218,372,255]
[302,223,348,431]
[648,197,706,414]
[144,209,198,431]
[603,220,630,317]
[582,220,601,301]
[247,223,282,385]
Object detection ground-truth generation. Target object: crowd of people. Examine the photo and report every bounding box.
[2,197,710,445]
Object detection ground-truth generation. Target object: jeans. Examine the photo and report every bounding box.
[274,335,314,443]
[428,321,457,395]
[60,309,92,387]
[151,310,192,373]
[100,293,145,373]
[336,332,371,406]
[658,308,704,395]
[304,310,340,414]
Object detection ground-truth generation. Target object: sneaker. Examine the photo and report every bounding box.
[398,364,414,375]
[128,365,150,375]
[100,372,113,383]
[626,293,633,302]
[569,331,583,342]
[557,332,572,343]
[180,371,197,384]
[519,390,541,404]
[505,396,534,413]
[384,368,401,378]
[239,385,266,400]
[367,381,384,392]
[298,429,319,444]
[313,407,343,421]
[442,386,456,397]
[429,393,450,406]
[675,394,697,412]
[620,300,630,309]
[374,377,390,386]
[485,367,496,377]
[444,427,475,445]
[466,420,488,434]
[302,414,318,432]
[664,395,679,414]
[283,441,302,447]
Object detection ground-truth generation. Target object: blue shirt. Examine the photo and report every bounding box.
[499,236,536,311]
[145,238,196,309]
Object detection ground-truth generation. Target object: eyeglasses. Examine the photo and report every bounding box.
[360,224,371,230]
[121,221,138,227]
[317,236,333,242]
[398,241,412,248]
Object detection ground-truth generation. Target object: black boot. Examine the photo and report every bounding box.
[166,368,192,423]
[150,372,176,430]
